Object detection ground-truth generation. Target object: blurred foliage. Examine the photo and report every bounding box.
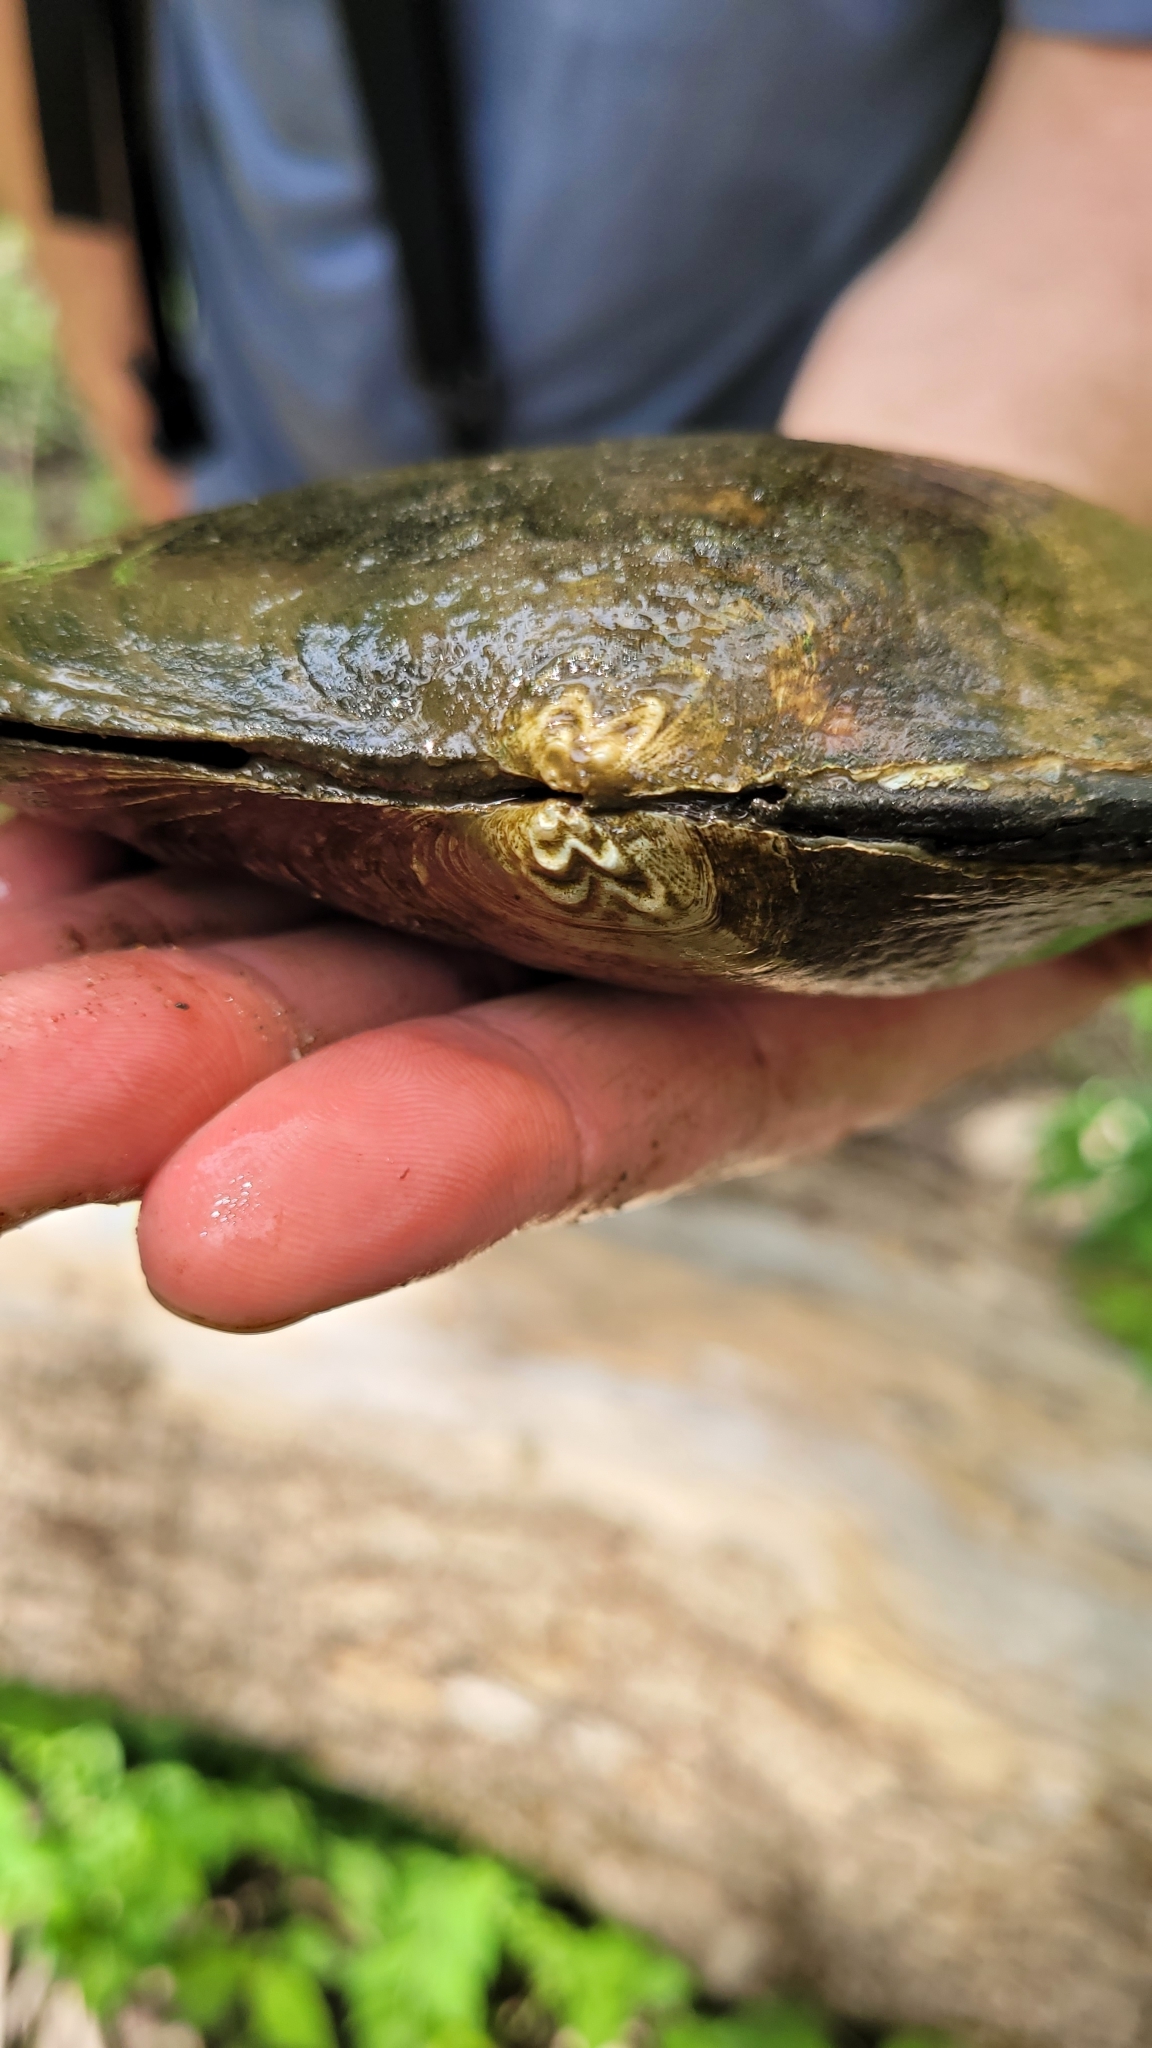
[0,1682,955,2048]
[0,219,128,564]
[1035,985,1152,1375]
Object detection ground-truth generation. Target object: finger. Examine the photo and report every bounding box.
[0,923,526,1228]
[139,921,1152,1331]
[0,816,129,910]
[0,865,318,973]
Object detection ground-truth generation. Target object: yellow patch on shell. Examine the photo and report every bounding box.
[766,632,831,733]
[507,684,674,801]
[475,797,721,938]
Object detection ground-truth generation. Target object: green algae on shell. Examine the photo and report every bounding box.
[0,432,1150,993]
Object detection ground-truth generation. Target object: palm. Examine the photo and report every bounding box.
[0,814,1143,1330]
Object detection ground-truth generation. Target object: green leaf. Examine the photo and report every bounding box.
[245,1953,338,2048]
[341,1851,517,2048]
[0,1765,33,1828]
[171,1941,250,2030]
[274,1915,346,1980]
[510,1899,691,2045]
[1034,1080,1152,1380]
[1035,1081,1152,1205]
[1071,1264,1152,1376]
[128,1766,319,1881]
[0,1684,118,1734]
[62,1935,150,2018]
[5,1723,126,1822]
[220,1784,322,1875]
[324,1837,397,1938]
[0,1774,58,1928]
[662,2007,833,2048]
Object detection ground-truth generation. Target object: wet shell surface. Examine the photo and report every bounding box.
[1,432,1151,993]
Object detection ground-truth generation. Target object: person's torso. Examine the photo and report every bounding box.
[155,0,1002,506]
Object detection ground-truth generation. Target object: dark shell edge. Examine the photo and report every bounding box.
[4,738,1152,995]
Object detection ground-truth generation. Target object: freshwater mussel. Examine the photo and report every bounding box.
[0,433,1150,993]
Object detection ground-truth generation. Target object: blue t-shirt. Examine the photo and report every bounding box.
[154,0,1152,509]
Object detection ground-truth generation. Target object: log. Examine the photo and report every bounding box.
[1,1131,1151,2048]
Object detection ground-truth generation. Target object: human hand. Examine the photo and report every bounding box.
[2,813,1149,1331]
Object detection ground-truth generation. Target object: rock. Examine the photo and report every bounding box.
[0,1172,1150,2048]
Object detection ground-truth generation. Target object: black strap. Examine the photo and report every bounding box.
[333,0,501,453]
[26,0,497,462]
[104,0,210,457]
[22,0,119,223]
[24,0,209,460]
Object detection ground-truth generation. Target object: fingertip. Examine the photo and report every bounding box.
[137,1019,578,1327]
[140,1268,300,1337]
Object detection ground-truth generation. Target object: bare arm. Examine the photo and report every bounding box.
[782,31,1152,524]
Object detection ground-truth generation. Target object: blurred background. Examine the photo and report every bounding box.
[0,218,126,561]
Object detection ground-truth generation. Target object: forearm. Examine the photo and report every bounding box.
[781,31,1152,524]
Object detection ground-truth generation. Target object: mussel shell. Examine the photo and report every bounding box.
[1,433,1151,992]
